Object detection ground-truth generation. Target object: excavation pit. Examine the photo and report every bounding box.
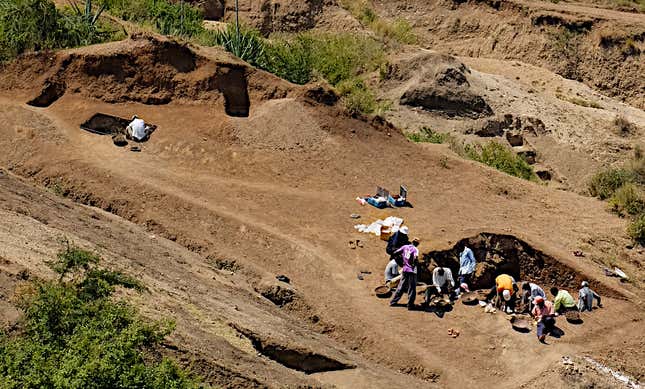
[27,81,66,107]
[420,233,618,297]
[80,113,131,135]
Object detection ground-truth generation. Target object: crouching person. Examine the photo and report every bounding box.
[550,287,577,314]
[532,296,555,343]
[126,115,155,142]
[390,239,420,311]
[424,266,456,305]
[578,281,602,312]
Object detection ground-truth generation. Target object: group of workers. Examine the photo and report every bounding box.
[383,227,603,343]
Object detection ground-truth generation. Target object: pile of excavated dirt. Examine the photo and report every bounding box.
[373,0,645,109]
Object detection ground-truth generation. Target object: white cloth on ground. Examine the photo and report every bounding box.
[354,216,404,236]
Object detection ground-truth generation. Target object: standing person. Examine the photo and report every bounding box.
[531,296,555,343]
[389,238,420,310]
[386,226,410,263]
[521,282,546,312]
[550,287,577,314]
[578,281,602,312]
[424,267,456,304]
[457,245,476,295]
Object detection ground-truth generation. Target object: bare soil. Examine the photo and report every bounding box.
[0,35,643,388]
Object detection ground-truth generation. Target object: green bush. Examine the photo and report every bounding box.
[336,78,389,116]
[0,244,196,388]
[627,213,645,246]
[588,168,634,200]
[609,183,645,216]
[407,127,450,144]
[0,0,114,61]
[103,0,204,37]
[340,0,416,44]
[261,34,314,84]
[309,33,384,86]
[466,141,536,181]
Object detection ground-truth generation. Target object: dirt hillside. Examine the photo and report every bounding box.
[0,34,643,387]
[373,0,645,109]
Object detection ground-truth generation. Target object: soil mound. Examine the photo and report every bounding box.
[385,51,493,118]
[1,35,293,112]
[231,98,329,150]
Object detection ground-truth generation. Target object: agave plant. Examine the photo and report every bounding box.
[210,23,266,65]
[67,0,106,26]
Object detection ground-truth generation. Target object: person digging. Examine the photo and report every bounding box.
[550,287,577,314]
[578,281,602,312]
[424,266,456,307]
[486,274,518,313]
[531,296,556,343]
[126,115,155,142]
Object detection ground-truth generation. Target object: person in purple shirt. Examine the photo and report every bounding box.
[389,238,420,310]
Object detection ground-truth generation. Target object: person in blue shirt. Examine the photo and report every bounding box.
[457,245,476,295]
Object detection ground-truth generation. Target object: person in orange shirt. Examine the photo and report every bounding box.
[531,296,556,343]
[486,274,518,313]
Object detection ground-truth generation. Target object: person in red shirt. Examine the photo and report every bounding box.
[531,296,556,343]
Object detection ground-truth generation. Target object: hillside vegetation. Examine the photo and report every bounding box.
[0,243,199,388]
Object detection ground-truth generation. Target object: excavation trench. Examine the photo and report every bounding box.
[27,80,66,107]
[420,233,621,298]
[233,326,355,374]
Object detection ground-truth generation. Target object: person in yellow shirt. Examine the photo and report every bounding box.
[550,287,577,313]
[486,274,518,312]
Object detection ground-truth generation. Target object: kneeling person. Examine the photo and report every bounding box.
[425,266,456,304]
[578,281,602,312]
[532,296,555,343]
[550,287,576,314]
[126,115,154,142]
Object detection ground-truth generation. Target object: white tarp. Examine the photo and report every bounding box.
[354,216,404,236]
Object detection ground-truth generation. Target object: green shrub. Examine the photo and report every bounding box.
[627,213,645,246]
[340,0,416,44]
[407,127,450,144]
[309,33,384,86]
[103,0,204,37]
[336,78,381,116]
[609,183,645,216]
[0,244,196,388]
[588,168,634,200]
[0,0,114,61]
[467,141,537,181]
[260,34,313,83]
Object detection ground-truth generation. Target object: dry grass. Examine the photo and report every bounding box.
[556,93,603,109]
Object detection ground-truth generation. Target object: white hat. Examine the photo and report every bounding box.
[502,289,511,301]
[399,226,409,235]
[581,281,589,287]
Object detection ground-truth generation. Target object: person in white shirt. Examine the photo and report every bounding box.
[424,267,456,304]
[126,115,153,142]
[384,258,399,284]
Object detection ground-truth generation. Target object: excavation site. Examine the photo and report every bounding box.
[0,0,643,388]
